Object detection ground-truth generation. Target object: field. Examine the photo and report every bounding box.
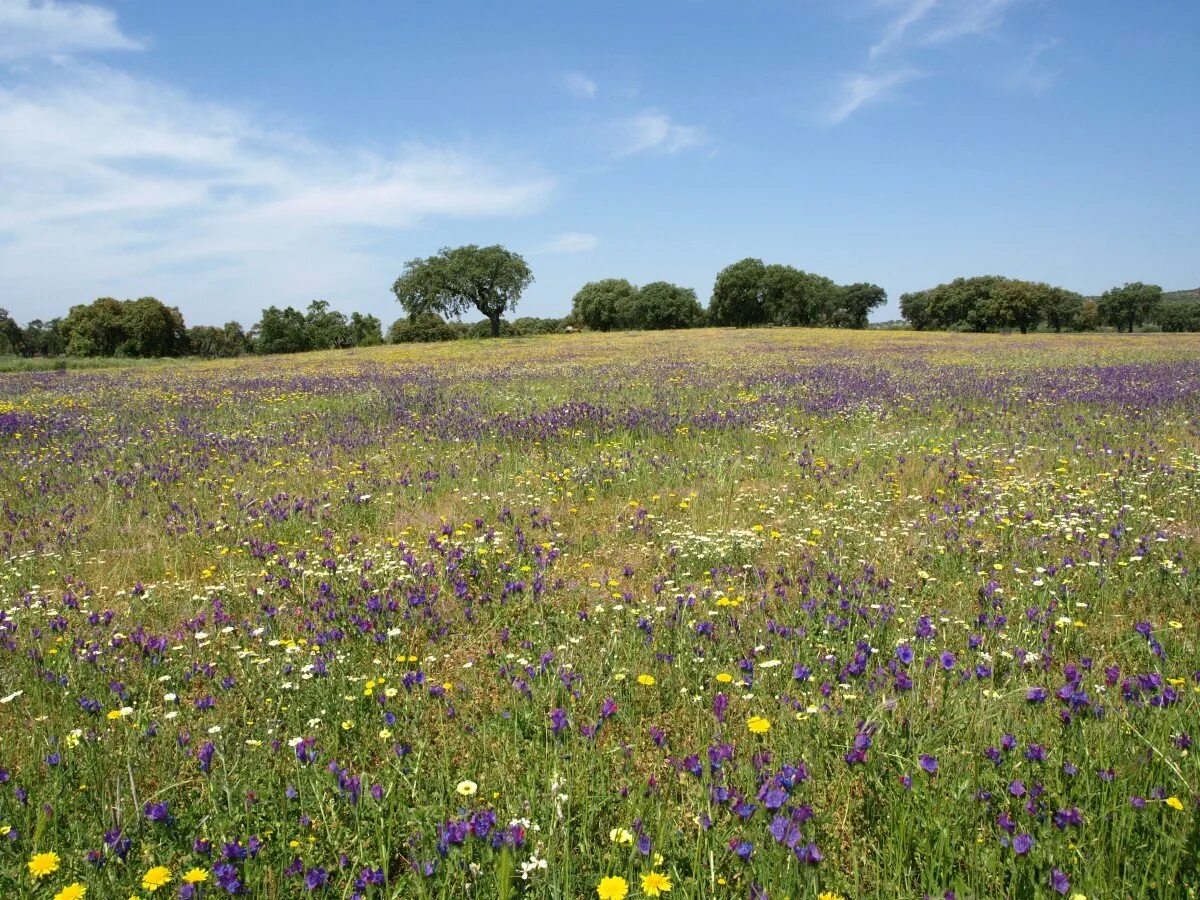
[0,328,1197,899]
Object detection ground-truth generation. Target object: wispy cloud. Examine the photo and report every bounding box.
[0,0,141,60]
[924,0,1019,44]
[0,60,553,321]
[1005,38,1061,93]
[614,111,708,156]
[534,232,598,254]
[829,0,1031,122]
[561,71,597,99]
[826,69,918,123]
[870,0,938,59]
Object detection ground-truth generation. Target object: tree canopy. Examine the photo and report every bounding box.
[1097,282,1163,333]
[392,245,533,337]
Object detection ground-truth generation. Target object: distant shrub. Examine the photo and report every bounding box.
[388,313,459,343]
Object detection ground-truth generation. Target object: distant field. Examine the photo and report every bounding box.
[0,328,1197,898]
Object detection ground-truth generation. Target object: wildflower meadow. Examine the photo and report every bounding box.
[0,328,1197,899]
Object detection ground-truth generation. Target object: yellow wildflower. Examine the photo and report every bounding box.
[28,852,60,879]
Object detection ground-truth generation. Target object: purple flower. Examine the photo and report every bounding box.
[1050,869,1070,895]
[1012,833,1034,856]
[143,801,171,824]
[919,754,939,775]
[549,708,568,735]
[304,866,328,891]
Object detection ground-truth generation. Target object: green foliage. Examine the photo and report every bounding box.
[571,278,639,331]
[830,283,888,329]
[901,276,1085,333]
[1098,281,1163,332]
[61,296,186,357]
[254,305,311,354]
[710,258,884,328]
[0,307,24,355]
[349,312,384,347]
[187,322,251,358]
[628,281,705,329]
[393,244,533,337]
[1153,301,1200,332]
[709,257,769,326]
[18,318,66,356]
[387,312,460,343]
[304,300,354,349]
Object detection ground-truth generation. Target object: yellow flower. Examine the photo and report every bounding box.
[596,876,629,900]
[637,674,656,686]
[715,673,733,683]
[141,866,172,892]
[818,893,846,900]
[456,780,478,796]
[28,851,61,879]
[54,884,87,900]
[609,827,634,845]
[747,715,771,734]
[183,868,209,884]
[1165,796,1184,811]
[641,870,673,896]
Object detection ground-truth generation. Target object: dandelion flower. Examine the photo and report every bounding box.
[637,674,656,686]
[28,852,60,879]
[596,876,629,900]
[1165,796,1184,810]
[54,885,87,900]
[641,870,673,896]
[716,673,733,683]
[818,893,846,900]
[456,780,478,796]
[141,866,172,892]
[183,868,209,883]
[747,715,771,734]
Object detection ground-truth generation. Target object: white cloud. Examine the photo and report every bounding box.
[870,0,938,59]
[830,0,1028,122]
[535,232,598,254]
[0,63,554,322]
[0,0,141,60]
[826,69,918,123]
[614,111,707,156]
[561,71,597,99]
[924,0,1019,44]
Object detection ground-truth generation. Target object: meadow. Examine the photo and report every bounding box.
[0,328,1197,899]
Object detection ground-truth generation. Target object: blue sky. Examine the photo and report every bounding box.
[1,0,1197,326]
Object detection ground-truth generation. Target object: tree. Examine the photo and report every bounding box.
[982,280,1045,334]
[305,300,353,349]
[899,290,933,330]
[0,308,24,355]
[762,265,839,327]
[571,278,639,331]
[392,244,532,338]
[120,296,186,356]
[631,282,705,329]
[829,283,887,329]
[1097,282,1163,332]
[256,306,311,354]
[709,258,768,327]
[1041,288,1085,333]
[187,321,250,358]
[349,312,383,347]
[21,318,66,356]
[387,312,459,343]
[63,297,126,356]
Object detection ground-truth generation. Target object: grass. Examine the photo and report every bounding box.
[0,327,1197,898]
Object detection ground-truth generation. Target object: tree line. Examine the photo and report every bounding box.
[899,277,1191,333]
[5,245,1194,359]
[390,246,888,340]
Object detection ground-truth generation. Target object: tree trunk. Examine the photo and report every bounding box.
[489,314,500,338]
